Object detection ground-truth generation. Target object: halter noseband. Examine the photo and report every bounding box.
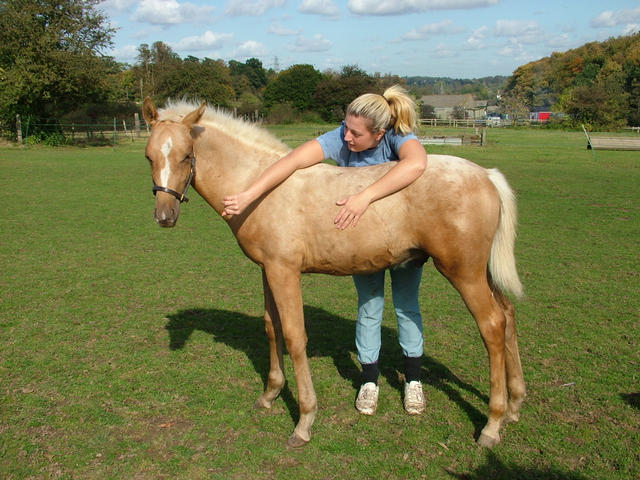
[152,153,196,203]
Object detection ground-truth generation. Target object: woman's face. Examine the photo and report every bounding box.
[343,114,385,152]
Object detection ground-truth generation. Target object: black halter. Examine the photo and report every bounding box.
[152,153,195,203]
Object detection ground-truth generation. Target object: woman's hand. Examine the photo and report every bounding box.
[332,139,427,229]
[222,191,252,217]
[334,191,373,229]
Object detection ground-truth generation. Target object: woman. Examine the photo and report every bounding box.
[222,85,428,416]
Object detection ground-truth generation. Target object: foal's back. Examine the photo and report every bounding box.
[237,154,500,275]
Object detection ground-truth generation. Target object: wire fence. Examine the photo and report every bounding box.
[14,110,265,148]
[15,114,151,149]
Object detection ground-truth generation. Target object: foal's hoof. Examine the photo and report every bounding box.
[286,433,309,449]
[253,397,272,410]
[477,432,500,448]
[503,410,520,425]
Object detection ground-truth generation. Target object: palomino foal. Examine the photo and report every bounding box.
[142,98,526,448]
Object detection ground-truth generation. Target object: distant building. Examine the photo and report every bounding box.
[419,94,488,120]
[530,111,551,122]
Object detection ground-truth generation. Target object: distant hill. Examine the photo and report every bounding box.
[501,33,640,128]
[405,76,508,101]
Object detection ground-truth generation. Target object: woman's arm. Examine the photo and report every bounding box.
[334,139,428,229]
[222,139,325,216]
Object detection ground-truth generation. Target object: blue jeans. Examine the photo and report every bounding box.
[353,262,424,364]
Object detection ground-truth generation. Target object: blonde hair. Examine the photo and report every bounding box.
[346,84,418,135]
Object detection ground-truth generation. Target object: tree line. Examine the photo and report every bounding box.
[1,0,639,141]
[501,33,640,128]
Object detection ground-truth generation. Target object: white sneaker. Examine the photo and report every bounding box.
[355,382,379,415]
[404,381,425,415]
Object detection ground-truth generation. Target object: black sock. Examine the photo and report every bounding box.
[361,362,379,385]
[404,355,422,383]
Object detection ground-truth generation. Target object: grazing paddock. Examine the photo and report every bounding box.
[0,127,638,479]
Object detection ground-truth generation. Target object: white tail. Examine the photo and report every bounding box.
[487,169,523,298]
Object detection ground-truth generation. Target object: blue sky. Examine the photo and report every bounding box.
[101,0,640,78]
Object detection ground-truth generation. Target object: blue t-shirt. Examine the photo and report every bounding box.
[316,123,417,167]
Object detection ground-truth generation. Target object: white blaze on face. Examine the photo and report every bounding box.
[160,137,173,187]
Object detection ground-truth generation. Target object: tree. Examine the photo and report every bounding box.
[623,61,640,125]
[559,85,610,128]
[133,42,182,100]
[130,44,235,107]
[229,58,268,92]
[420,103,435,119]
[263,64,322,112]
[502,33,640,128]
[312,65,376,122]
[0,0,116,134]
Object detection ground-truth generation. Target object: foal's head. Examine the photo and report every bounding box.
[143,97,206,227]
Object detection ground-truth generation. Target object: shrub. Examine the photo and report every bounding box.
[43,132,67,147]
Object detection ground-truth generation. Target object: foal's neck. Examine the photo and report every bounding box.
[192,124,287,213]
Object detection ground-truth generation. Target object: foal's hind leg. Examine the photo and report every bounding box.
[437,262,508,447]
[492,286,526,424]
[255,269,286,409]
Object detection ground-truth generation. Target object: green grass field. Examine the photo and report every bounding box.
[0,126,638,479]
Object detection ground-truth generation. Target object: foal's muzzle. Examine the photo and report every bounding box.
[152,153,196,204]
[152,153,195,227]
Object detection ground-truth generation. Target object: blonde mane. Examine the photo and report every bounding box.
[157,99,291,157]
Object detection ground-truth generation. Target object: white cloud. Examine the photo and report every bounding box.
[100,0,138,11]
[225,0,285,16]
[433,43,457,58]
[402,19,464,40]
[108,44,140,62]
[128,25,164,40]
[268,21,301,36]
[494,19,543,44]
[289,34,332,52]
[348,0,498,16]
[234,40,269,58]
[623,24,640,35]
[299,0,340,17]
[489,20,544,66]
[591,7,640,28]
[494,19,541,37]
[545,33,572,50]
[132,0,214,25]
[173,31,233,51]
[466,25,489,49]
[498,39,535,63]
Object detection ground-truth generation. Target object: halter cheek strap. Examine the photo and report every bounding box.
[152,154,196,203]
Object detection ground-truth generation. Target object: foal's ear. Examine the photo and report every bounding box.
[182,102,207,129]
[142,97,158,126]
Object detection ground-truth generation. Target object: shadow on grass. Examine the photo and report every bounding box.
[446,451,588,480]
[164,306,488,434]
[620,392,640,410]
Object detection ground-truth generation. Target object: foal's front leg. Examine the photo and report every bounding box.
[264,263,317,448]
[255,269,285,409]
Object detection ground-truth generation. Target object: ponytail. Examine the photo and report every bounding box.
[383,85,418,135]
[346,84,418,135]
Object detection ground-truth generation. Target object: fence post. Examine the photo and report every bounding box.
[16,115,22,145]
[113,118,117,151]
[134,112,141,137]
[123,120,133,141]
[24,117,30,147]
